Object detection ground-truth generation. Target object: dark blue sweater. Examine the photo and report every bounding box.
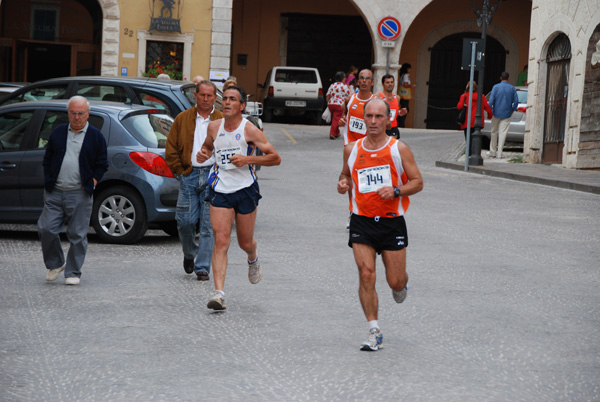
[42,123,108,197]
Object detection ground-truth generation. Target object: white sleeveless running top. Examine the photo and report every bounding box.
[208,118,256,194]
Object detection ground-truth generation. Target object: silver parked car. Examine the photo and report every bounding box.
[481,86,528,147]
[0,100,178,244]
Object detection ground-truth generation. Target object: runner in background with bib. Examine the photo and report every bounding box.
[378,73,408,139]
[338,69,376,145]
[337,98,423,352]
[196,85,281,311]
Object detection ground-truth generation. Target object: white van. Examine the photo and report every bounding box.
[259,66,325,124]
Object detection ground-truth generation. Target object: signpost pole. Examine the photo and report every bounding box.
[386,48,390,75]
[464,40,478,172]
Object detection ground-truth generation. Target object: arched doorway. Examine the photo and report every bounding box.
[426,32,506,129]
[0,0,102,82]
[542,33,571,164]
[282,13,372,92]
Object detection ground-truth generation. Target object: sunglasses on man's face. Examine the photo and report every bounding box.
[358,76,372,80]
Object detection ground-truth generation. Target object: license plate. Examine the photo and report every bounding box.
[285,100,306,107]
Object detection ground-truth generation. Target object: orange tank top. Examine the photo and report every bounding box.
[344,93,376,145]
[378,92,400,128]
[348,137,410,217]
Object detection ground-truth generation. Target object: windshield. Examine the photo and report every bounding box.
[274,69,318,83]
[517,90,528,104]
[121,113,173,148]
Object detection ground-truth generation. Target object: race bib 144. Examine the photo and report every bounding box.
[357,165,392,193]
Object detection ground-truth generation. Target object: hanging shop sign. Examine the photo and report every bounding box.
[149,0,182,33]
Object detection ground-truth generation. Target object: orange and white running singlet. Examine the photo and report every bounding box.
[348,137,410,218]
[343,93,376,145]
[378,92,400,128]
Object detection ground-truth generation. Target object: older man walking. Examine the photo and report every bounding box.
[38,96,108,285]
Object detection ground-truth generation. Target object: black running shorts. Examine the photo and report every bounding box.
[348,214,408,254]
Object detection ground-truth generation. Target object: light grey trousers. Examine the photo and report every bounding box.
[38,189,93,278]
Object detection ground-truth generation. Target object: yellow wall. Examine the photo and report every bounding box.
[117,0,214,79]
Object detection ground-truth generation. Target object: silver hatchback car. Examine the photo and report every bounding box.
[481,86,528,146]
[0,100,177,244]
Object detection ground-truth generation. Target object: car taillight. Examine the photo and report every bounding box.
[268,86,274,97]
[517,106,527,113]
[318,88,323,97]
[129,152,174,178]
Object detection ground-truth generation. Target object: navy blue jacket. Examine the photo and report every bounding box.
[42,123,108,197]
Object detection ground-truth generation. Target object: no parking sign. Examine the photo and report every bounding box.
[378,16,401,41]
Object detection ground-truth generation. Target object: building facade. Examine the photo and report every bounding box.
[524,0,600,168]
[1,0,598,168]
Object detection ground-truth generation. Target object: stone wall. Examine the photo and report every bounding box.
[577,25,600,169]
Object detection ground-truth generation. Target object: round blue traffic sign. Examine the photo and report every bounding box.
[378,16,401,41]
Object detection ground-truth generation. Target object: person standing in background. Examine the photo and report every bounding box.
[398,63,415,128]
[487,72,519,159]
[344,65,358,88]
[457,81,492,156]
[516,65,528,86]
[326,71,351,140]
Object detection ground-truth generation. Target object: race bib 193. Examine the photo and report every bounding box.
[216,146,242,170]
[357,165,392,193]
[349,116,367,135]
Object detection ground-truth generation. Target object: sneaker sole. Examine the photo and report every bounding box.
[360,344,381,351]
[207,300,226,310]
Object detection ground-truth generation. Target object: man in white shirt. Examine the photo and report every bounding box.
[166,81,223,281]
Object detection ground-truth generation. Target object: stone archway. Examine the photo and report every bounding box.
[414,19,519,128]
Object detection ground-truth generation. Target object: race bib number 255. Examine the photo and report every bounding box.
[216,146,242,170]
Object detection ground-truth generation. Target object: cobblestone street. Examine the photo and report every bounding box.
[1,124,599,401]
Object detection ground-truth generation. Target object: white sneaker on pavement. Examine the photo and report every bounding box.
[65,277,80,285]
[45,265,65,281]
[207,291,226,310]
[248,257,262,284]
[360,328,383,351]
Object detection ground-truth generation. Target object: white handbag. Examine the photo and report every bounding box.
[322,107,332,123]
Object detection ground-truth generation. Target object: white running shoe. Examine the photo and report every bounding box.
[45,265,65,281]
[360,328,383,351]
[207,291,226,310]
[248,257,262,284]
